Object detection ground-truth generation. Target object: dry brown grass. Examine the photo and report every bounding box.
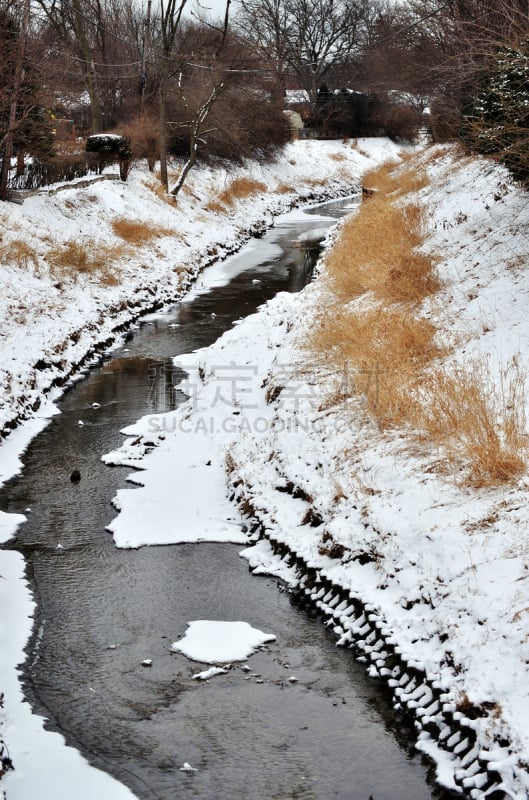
[305,177,328,187]
[309,305,442,428]
[0,239,39,269]
[326,196,440,305]
[141,177,175,206]
[48,238,128,284]
[420,147,450,168]
[217,178,267,206]
[205,199,227,214]
[306,157,528,485]
[111,218,174,245]
[362,162,429,197]
[415,362,527,486]
[276,183,295,194]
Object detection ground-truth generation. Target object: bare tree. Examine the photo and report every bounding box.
[409,0,529,139]
[155,12,289,195]
[169,78,225,195]
[155,0,189,189]
[36,0,147,133]
[153,1,232,192]
[236,0,378,100]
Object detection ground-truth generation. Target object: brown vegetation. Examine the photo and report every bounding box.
[416,363,527,486]
[0,238,39,269]
[326,172,439,306]
[306,157,527,485]
[47,238,127,284]
[111,218,174,245]
[217,177,267,207]
[310,306,442,428]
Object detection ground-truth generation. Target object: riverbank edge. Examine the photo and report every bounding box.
[0,144,394,792]
[0,181,355,445]
[230,498,510,799]
[222,148,529,800]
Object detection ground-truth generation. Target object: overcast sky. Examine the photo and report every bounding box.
[189,0,235,21]
[188,0,406,23]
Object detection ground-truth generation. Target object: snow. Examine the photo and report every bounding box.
[0,139,404,800]
[105,427,248,547]
[239,539,298,587]
[192,666,229,680]
[171,620,276,664]
[0,552,137,800]
[179,762,198,772]
[99,145,529,797]
[11,137,529,796]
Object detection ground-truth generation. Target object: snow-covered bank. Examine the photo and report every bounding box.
[102,145,529,798]
[0,138,399,447]
[0,139,402,800]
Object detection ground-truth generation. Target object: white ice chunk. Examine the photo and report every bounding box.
[171,620,276,664]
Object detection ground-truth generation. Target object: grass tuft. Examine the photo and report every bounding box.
[415,362,528,486]
[309,305,442,428]
[363,162,429,197]
[0,239,40,269]
[217,178,267,206]
[111,218,174,245]
[325,196,440,306]
[205,200,227,214]
[141,176,175,206]
[48,238,127,284]
[276,182,295,194]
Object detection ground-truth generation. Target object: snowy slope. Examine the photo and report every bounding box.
[0,138,401,450]
[0,138,402,800]
[102,145,529,798]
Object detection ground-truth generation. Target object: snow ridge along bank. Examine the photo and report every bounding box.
[0,139,402,800]
[104,145,529,799]
[0,138,399,449]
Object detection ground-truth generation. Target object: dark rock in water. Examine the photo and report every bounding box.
[70,469,81,483]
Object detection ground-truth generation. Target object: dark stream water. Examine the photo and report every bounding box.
[0,199,450,800]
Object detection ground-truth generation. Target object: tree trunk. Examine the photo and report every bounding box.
[170,83,225,197]
[71,0,103,133]
[159,75,168,191]
[0,0,30,201]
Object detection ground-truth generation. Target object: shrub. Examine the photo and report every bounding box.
[168,86,290,164]
[8,154,92,190]
[120,113,159,171]
[378,104,422,143]
[463,42,529,182]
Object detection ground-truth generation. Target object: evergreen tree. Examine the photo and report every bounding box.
[465,42,529,182]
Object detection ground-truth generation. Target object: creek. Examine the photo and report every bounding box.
[1,198,450,800]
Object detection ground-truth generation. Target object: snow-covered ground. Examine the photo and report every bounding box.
[6,137,529,798]
[0,138,401,444]
[101,146,529,798]
[0,139,402,800]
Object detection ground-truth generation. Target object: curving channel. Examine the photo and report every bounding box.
[1,199,451,800]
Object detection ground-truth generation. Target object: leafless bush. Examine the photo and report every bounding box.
[120,113,159,172]
[377,104,422,143]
